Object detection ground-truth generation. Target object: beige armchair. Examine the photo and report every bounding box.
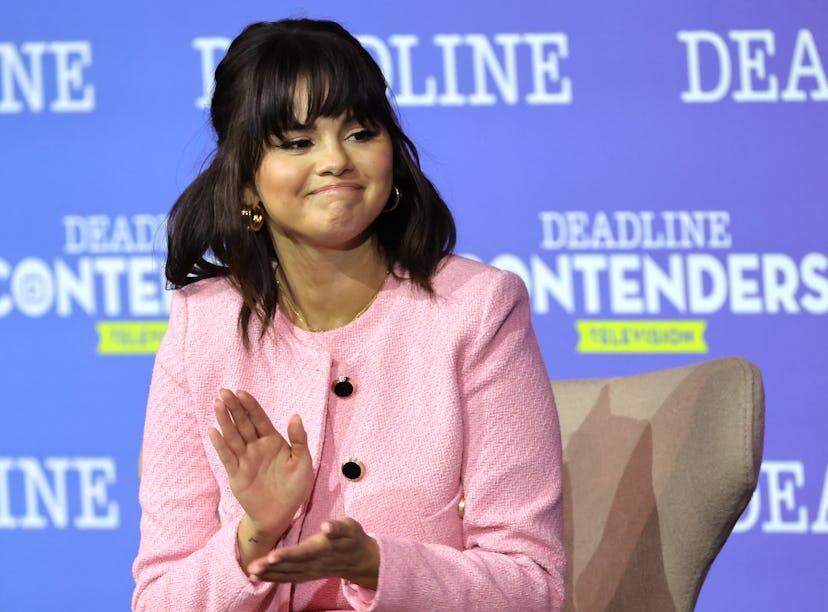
[553,357,764,611]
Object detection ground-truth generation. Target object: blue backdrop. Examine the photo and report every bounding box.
[1,0,826,609]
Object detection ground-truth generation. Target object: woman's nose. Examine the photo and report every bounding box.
[316,139,352,175]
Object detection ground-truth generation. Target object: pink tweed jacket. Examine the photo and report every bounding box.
[132,255,565,611]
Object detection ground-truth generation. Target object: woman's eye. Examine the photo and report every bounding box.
[348,129,377,142]
[278,138,312,151]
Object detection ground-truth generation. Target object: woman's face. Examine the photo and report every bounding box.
[251,96,394,253]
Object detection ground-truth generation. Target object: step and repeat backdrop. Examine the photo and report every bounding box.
[1,0,826,609]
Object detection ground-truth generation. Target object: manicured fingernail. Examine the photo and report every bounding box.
[249,573,260,583]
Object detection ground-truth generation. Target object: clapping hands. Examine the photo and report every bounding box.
[208,389,313,561]
[208,389,379,588]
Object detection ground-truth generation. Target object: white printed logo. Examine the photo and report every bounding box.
[193,32,573,109]
[0,41,95,113]
[735,461,828,535]
[0,214,168,319]
[0,457,120,530]
[677,29,828,103]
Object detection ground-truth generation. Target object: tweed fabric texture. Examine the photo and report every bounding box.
[132,255,565,611]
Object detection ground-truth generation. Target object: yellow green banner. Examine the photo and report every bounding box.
[575,319,708,353]
[96,321,168,355]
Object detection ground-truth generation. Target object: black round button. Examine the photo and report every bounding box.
[332,376,354,397]
[341,459,364,481]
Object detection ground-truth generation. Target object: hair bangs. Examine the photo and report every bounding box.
[253,33,390,142]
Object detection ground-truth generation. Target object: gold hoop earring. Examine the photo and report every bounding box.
[383,186,401,213]
[241,204,264,232]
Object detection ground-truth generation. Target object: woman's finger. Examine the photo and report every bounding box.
[255,565,323,583]
[207,427,238,474]
[286,413,310,461]
[235,390,279,436]
[253,556,356,583]
[219,388,259,443]
[251,556,330,580]
[320,518,355,539]
[213,398,247,455]
[267,532,331,564]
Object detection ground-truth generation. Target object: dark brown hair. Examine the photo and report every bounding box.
[165,19,456,344]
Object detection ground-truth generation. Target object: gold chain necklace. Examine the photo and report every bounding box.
[275,267,390,332]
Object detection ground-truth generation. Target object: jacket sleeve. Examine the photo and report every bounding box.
[343,270,566,611]
[131,289,277,611]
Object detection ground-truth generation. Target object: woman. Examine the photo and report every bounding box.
[133,18,565,611]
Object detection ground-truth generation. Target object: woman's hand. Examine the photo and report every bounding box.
[207,389,314,564]
[248,518,380,590]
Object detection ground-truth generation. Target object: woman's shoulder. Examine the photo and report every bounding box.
[384,256,536,354]
[168,276,242,329]
[176,274,239,299]
[431,255,527,302]
[390,255,531,333]
[153,276,245,377]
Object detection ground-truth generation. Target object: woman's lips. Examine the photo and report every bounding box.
[310,183,362,195]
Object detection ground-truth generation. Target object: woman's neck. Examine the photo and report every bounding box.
[274,237,389,332]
